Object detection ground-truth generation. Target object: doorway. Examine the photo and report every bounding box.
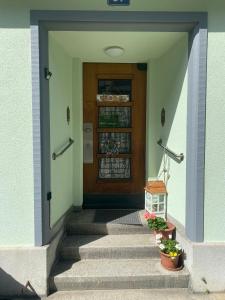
[83,63,146,208]
[31,11,207,245]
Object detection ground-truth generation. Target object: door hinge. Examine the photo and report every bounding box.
[47,192,52,201]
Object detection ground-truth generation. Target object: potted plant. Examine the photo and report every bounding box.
[159,239,183,270]
[144,211,175,240]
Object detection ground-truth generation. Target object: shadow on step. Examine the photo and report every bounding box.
[51,260,75,277]
[66,209,148,236]
[62,234,106,248]
[93,209,142,225]
[69,209,143,225]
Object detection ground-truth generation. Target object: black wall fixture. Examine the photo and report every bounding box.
[67,106,71,125]
[44,67,52,80]
[108,0,130,6]
[161,108,165,127]
[137,63,147,71]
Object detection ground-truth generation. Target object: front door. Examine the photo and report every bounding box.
[83,63,146,208]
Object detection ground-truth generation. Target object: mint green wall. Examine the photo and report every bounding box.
[0,28,34,246]
[72,58,83,207]
[49,34,74,226]
[0,0,225,243]
[147,36,188,226]
[204,31,225,242]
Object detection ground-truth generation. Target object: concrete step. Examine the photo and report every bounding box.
[66,210,150,235]
[46,289,223,300]
[67,222,150,235]
[60,234,158,260]
[50,259,189,292]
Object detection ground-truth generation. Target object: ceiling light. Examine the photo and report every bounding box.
[104,46,125,57]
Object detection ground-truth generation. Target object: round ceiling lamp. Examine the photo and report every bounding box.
[104,46,125,57]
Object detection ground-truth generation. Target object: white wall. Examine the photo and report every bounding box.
[147,35,188,226]
[49,34,74,226]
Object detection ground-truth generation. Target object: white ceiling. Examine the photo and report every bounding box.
[50,31,187,62]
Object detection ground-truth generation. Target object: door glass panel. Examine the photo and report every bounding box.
[99,107,131,128]
[99,158,131,179]
[98,79,132,101]
[98,132,131,154]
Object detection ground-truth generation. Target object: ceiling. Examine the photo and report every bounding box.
[50,31,187,62]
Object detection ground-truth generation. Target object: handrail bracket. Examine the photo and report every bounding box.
[157,139,184,164]
[52,138,74,160]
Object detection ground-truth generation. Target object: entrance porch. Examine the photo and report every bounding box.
[49,209,189,293]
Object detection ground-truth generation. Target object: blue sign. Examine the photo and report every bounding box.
[108,0,130,6]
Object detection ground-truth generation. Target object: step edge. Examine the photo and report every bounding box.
[61,245,157,249]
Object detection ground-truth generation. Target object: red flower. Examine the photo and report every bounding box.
[144,212,151,220]
[144,211,156,220]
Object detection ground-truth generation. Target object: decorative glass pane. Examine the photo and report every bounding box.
[99,107,131,128]
[152,204,158,212]
[98,132,131,154]
[159,195,165,203]
[99,158,131,179]
[98,79,131,100]
[159,203,165,212]
[152,196,159,204]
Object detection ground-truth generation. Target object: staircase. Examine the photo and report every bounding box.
[49,209,189,297]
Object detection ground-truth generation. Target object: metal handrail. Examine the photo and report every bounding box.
[157,139,184,164]
[52,138,74,160]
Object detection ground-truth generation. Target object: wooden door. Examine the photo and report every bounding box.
[83,63,146,208]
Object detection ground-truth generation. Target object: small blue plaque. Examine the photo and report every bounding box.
[108,0,130,6]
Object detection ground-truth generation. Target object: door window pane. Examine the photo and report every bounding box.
[98,132,131,154]
[98,79,132,100]
[99,158,131,179]
[99,107,131,128]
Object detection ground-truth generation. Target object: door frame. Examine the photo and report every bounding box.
[30,11,208,245]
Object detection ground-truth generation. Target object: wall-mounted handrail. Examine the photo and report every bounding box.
[52,138,74,160]
[157,139,184,164]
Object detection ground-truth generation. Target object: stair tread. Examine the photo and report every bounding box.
[51,210,188,291]
[68,209,147,225]
[62,234,156,249]
[47,289,212,300]
[52,259,189,279]
[67,209,149,232]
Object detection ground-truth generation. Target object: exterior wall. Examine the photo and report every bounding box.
[147,35,188,226]
[170,215,225,293]
[0,27,34,246]
[205,31,225,242]
[49,34,74,226]
[0,1,225,245]
[72,58,83,208]
[0,227,64,297]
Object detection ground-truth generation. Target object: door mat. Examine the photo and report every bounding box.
[93,209,142,225]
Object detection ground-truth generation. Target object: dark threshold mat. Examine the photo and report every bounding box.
[93,209,142,225]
